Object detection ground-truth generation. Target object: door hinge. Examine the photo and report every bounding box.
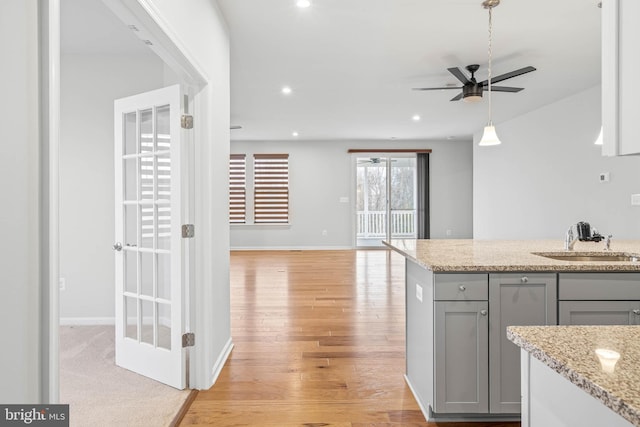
[182,332,195,348]
[182,224,195,238]
[181,114,193,129]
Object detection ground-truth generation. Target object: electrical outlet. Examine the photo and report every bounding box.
[322,229,328,236]
[416,284,423,302]
[446,229,452,236]
[59,278,66,291]
[632,194,640,206]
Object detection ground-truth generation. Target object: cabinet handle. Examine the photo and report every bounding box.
[458,285,466,292]
[480,310,488,316]
[521,276,529,283]
[633,309,640,315]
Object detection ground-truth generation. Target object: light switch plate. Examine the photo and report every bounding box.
[599,172,610,183]
[416,284,423,302]
[632,194,640,206]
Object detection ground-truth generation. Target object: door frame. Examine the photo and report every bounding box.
[43,0,209,401]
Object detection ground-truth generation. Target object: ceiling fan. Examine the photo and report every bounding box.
[413,64,536,102]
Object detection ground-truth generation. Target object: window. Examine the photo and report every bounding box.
[229,154,246,223]
[229,153,289,224]
[253,154,289,223]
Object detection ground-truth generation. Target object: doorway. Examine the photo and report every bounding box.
[355,154,417,247]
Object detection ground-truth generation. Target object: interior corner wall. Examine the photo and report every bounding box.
[230,139,473,250]
[59,53,165,322]
[143,0,232,390]
[473,85,640,240]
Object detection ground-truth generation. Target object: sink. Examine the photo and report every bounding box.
[532,252,640,262]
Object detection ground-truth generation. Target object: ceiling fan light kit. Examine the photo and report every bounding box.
[479,0,502,146]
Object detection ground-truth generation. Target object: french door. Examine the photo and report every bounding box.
[113,85,187,389]
[355,155,417,247]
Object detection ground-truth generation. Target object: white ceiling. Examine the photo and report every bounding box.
[217,0,602,142]
[61,0,602,142]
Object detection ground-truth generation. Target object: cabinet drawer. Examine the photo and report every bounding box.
[434,274,488,301]
[559,273,640,300]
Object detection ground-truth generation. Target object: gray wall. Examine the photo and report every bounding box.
[474,85,640,240]
[59,53,166,322]
[231,139,473,249]
[0,0,42,403]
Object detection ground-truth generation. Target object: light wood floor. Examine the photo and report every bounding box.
[179,250,520,427]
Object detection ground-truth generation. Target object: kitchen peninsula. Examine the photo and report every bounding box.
[384,239,640,422]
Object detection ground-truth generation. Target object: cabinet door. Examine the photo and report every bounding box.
[559,301,640,325]
[489,273,557,414]
[434,301,489,414]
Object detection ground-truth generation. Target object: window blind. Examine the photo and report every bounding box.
[229,154,247,224]
[253,154,289,223]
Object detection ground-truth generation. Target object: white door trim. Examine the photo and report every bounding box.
[45,0,216,398]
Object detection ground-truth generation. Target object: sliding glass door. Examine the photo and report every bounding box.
[355,155,417,247]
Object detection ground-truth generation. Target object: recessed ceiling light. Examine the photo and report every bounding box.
[297,0,311,8]
[281,86,293,95]
[412,115,421,122]
[292,131,299,137]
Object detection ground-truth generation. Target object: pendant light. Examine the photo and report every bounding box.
[479,0,502,146]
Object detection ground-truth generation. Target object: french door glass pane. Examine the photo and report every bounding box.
[156,153,171,202]
[140,205,154,249]
[124,205,137,247]
[125,296,138,340]
[140,109,154,154]
[124,112,137,156]
[156,105,171,151]
[158,303,172,350]
[141,300,154,345]
[124,251,137,294]
[140,252,154,297]
[157,253,171,300]
[140,156,155,201]
[124,158,137,201]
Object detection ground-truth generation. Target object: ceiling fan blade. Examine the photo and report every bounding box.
[450,92,464,101]
[480,66,536,85]
[447,67,471,85]
[413,86,461,91]
[484,86,524,93]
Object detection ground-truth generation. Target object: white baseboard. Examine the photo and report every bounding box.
[60,317,115,326]
[209,337,233,386]
[405,374,430,421]
[230,246,355,251]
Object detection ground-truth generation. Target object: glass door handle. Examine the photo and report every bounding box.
[113,242,123,252]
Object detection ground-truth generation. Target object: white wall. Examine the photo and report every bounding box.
[0,0,43,403]
[143,0,232,389]
[59,53,166,322]
[231,139,473,249]
[474,85,640,240]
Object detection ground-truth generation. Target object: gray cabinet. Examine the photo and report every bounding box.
[602,0,640,156]
[434,301,489,414]
[558,273,640,325]
[488,273,557,414]
[559,301,640,325]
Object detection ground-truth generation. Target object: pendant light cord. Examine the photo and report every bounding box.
[487,6,493,125]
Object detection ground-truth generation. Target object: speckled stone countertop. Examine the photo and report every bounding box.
[384,239,640,272]
[508,325,640,426]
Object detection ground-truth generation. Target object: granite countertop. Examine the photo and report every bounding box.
[508,325,640,426]
[384,239,640,272]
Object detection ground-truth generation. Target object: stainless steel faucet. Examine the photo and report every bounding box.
[564,224,578,251]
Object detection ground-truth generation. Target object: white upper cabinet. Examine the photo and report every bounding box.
[602,0,640,156]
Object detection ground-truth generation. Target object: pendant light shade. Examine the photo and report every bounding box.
[479,0,501,146]
[479,124,501,146]
[594,126,603,145]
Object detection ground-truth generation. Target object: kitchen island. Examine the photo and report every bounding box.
[508,325,639,427]
[384,239,640,422]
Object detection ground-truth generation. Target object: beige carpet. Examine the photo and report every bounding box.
[59,325,191,427]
